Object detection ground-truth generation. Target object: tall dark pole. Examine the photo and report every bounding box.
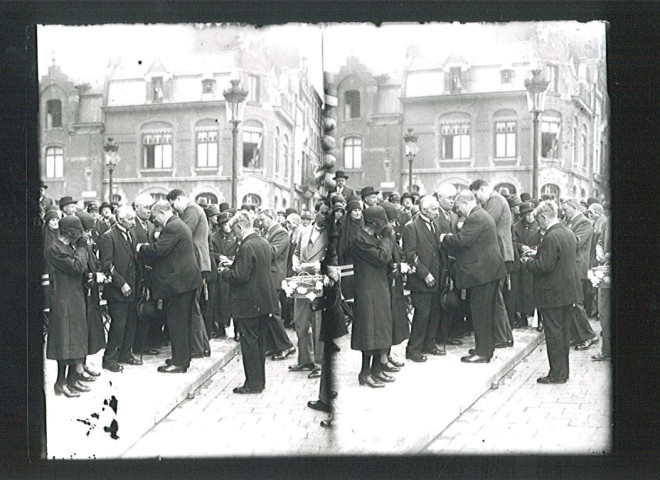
[408,155,414,195]
[108,166,114,203]
[231,119,239,209]
[532,110,540,199]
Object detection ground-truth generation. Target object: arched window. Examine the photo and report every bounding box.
[243,120,263,169]
[344,90,360,119]
[242,193,261,207]
[343,137,362,169]
[439,113,471,160]
[45,146,64,178]
[541,184,560,200]
[494,182,517,195]
[195,119,219,168]
[493,110,517,159]
[541,111,561,159]
[142,122,173,170]
[46,100,62,129]
[196,192,218,205]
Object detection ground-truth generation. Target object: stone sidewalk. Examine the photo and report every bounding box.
[423,318,611,455]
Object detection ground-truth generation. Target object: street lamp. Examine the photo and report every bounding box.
[223,78,248,209]
[403,128,419,194]
[103,137,120,203]
[524,69,549,199]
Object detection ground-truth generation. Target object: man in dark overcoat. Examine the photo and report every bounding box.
[442,191,507,363]
[523,200,582,383]
[513,202,541,326]
[138,201,202,373]
[98,206,141,372]
[403,195,444,362]
[258,208,296,361]
[219,211,280,394]
[561,198,599,350]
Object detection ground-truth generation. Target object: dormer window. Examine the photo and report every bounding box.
[202,78,215,95]
[450,67,462,93]
[152,76,164,103]
[344,90,360,119]
[46,100,62,128]
[500,69,514,84]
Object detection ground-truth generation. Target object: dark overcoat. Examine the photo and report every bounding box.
[389,240,410,346]
[350,228,394,351]
[264,223,291,288]
[82,242,107,355]
[138,216,202,299]
[513,219,542,314]
[524,222,582,308]
[221,232,279,319]
[443,206,507,290]
[566,213,594,280]
[212,229,239,326]
[46,239,89,361]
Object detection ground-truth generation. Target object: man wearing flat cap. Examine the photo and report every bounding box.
[329,171,355,199]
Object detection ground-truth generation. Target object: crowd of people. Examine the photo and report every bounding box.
[39,171,610,416]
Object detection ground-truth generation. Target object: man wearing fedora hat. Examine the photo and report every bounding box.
[361,187,380,208]
[39,181,55,217]
[59,196,78,217]
[329,171,355,199]
[95,202,115,238]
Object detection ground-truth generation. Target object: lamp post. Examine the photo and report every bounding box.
[223,78,248,209]
[403,128,419,194]
[103,138,120,203]
[524,69,549,199]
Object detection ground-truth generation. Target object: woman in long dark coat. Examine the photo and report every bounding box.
[77,211,107,377]
[42,208,60,315]
[46,215,90,397]
[337,199,364,265]
[211,212,239,339]
[350,206,394,388]
[513,202,542,326]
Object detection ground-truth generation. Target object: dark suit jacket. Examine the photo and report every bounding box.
[329,185,356,199]
[138,216,202,299]
[566,213,594,280]
[433,209,459,236]
[484,191,514,262]
[181,202,211,273]
[98,225,139,304]
[403,215,442,293]
[443,206,507,290]
[221,232,279,319]
[132,217,156,244]
[264,223,291,288]
[524,222,582,308]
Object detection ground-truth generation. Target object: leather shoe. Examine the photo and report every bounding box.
[405,352,427,363]
[461,354,490,364]
[425,346,446,356]
[447,338,463,346]
[372,371,395,383]
[157,364,187,373]
[506,340,514,347]
[67,380,90,393]
[537,375,566,384]
[358,374,384,388]
[102,362,123,373]
[289,363,315,372]
[308,368,322,379]
[118,356,143,366]
[140,347,161,356]
[387,356,405,367]
[575,337,598,350]
[591,353,610,362]
[77,371,96,382]
[494,343,507,349]
[272,346,296,361]
[83,365,100,376]
[380,362,400,373]
[233,385,263,394]
[307,400,331,413]
[468,348,476,355]
[329,391,338,400]
[54,383,80,398]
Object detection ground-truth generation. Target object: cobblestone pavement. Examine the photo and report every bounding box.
[423,318,611,455]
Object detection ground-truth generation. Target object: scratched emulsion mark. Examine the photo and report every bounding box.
[102,395,119,439]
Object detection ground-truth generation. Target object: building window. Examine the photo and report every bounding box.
[196,192,218,205]
[202,79,215,95]
[541,114,561,159]
[573,119,579,170]
[281,135,289,179]
[541,184,560,200]
[343,137,362,169]
[545,64,559,93]
[143,131,172,169]
[196,130,218,168]
[46,100,62,129]
[449,67,462,93]
[500,69,514,84]
[242,193,261,207]
[494,182,517,195]
[45,146,63,178]
[247,75,260,103]
[242,124,262,168]
[152,77,164,103]
[581,125,588,173]
[344,90,360,119]
[495,121,517,158]
[441,122,471,159]
[150,192,168,203]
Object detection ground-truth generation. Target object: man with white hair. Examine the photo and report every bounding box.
[522,200,582,383]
